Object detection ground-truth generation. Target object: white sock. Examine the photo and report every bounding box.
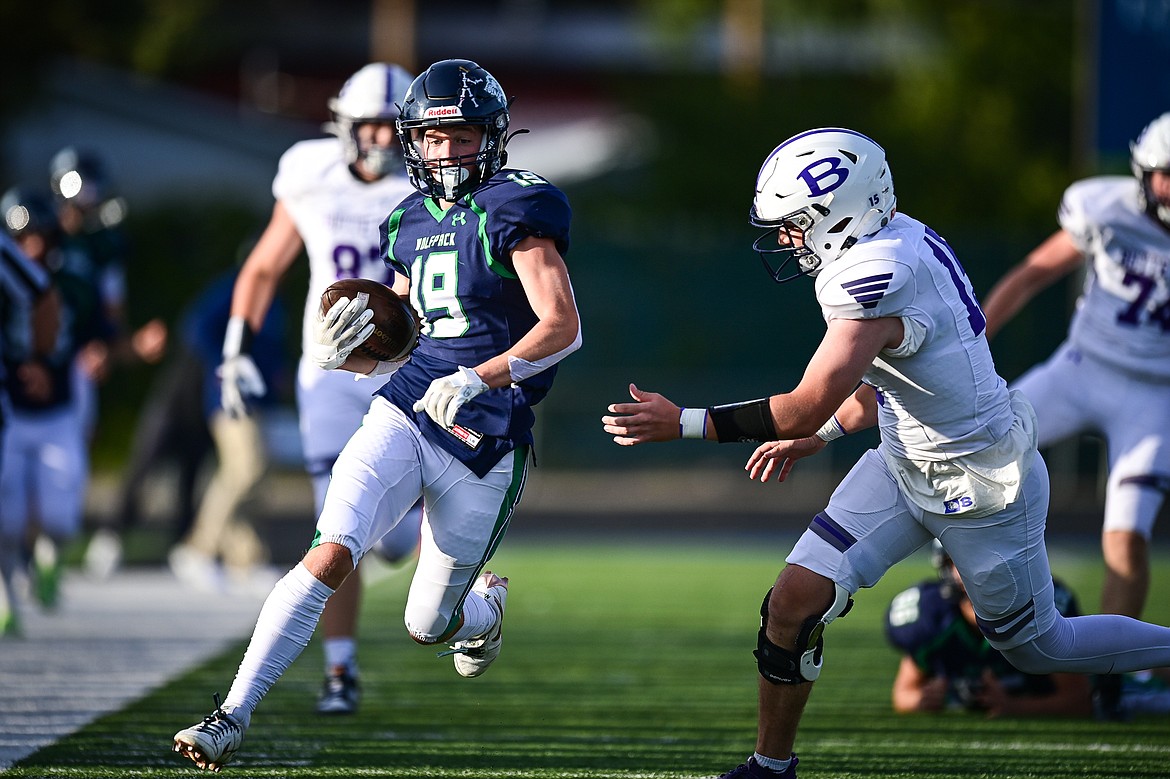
[447,588,499,643]
[753,753,792,773]
[224,563,334,723]
[323,637,357,675]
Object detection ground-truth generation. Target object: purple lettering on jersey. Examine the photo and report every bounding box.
[331,243,393,284]
[923,226,986,336]
[1116,270,1170,332]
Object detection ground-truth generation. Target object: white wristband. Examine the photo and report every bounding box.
[815,415,846,442]
[223,316,248,359]
[680,407,708,439]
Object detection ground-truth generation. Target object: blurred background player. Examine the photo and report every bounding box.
[48,146,167,428]
[166,267,287,594]
[52,147,170,577]
[214,62,423,715]
[0,212,57,636]
[886,541,1092,717]
[101,324,214,573]
[886,541,1170,719]
[981,111,1170,715]
[0,187,97,631]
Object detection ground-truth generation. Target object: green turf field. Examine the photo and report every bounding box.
[7,538,1170,778]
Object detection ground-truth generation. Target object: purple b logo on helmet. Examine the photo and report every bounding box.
[799,156,850,197]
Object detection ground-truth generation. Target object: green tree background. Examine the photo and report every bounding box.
[1,1,1114,474]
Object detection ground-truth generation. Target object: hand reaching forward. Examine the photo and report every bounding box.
[602,383,682,445]
[745,436,826,482]
[219,354,267,419]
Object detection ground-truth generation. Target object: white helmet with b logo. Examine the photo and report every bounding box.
[750,128,896,282]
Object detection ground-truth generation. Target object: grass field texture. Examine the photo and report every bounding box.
[7,538,1170,778]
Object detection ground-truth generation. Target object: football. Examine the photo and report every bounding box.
[320,278,419,362]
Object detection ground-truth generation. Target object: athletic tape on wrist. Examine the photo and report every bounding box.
[223,316,253,359]
[815,415,847,442]
[680,407,707,439]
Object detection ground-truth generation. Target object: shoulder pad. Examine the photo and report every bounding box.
[817,255,914,321]
[1058,176,1137,244]
[273,139,337,201]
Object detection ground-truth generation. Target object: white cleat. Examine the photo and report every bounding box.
[449,571,509,678]
[172,697,247,772]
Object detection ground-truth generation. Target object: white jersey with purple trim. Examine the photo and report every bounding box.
[1058,176,1170,381]
[272,138,415,474]
[814,212,1013,461]
[273,138,415,353]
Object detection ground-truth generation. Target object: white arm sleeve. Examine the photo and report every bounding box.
[507,320,582,383]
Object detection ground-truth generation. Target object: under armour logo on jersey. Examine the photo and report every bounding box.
[799,156,851,196]
[451,211,466,227]
[840,272,894,310]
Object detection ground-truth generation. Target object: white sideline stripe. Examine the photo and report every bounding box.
[0,568,267,771]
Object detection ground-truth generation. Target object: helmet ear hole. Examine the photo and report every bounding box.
[827,217,852,235]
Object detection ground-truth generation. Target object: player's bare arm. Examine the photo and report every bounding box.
[471,234,581,390]
[891,656,947,713]
[746,383,880,483]
[218,200,307,417]
[981,229,1083,339]
[231,200,305,331]
[603,316,899,447]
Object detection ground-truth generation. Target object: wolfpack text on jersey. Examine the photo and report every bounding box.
[377,169,572,476]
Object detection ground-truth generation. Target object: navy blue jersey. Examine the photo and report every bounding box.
[0,235,51,415]
[376,169,572,477]
[4,250,100,412]
[885,579,1081,708]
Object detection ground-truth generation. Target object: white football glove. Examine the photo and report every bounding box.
[219,354,267,419]
[310,295,375,371]
[413,366,488,428]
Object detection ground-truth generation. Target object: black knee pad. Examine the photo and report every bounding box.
[755,626,816,685]
[753,584,853,685]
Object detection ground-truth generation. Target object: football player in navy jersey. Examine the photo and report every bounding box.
[602,127,1170,778]
[1,188,103,619]
[886,542,1091,718]
[0,226,57,636]
[172,59,581,772]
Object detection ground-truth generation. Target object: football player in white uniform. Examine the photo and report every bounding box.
[603,128,1170,779]
[983,112,1170,631]
[215,63,422,715]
